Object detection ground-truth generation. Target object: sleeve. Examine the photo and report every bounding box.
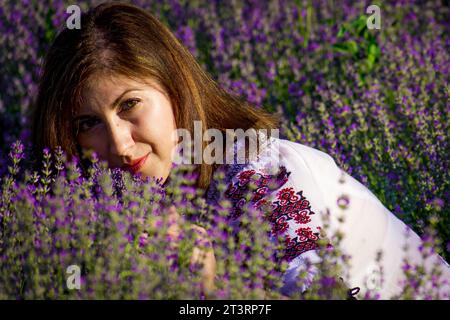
[222,144,327,296]
[294,141,450,299]
[222,138,450,299]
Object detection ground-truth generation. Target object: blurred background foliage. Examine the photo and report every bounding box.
[0,0,448,261]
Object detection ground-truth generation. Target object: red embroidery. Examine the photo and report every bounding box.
[292,210,311,224]
[277,187,300,205]
[238,169,256,182]
[224,166,320,262]
[295,227,319,242]
[272,216,289,235]
[284,234,319,262]
[254,198,269,210]
[225,166,290,219]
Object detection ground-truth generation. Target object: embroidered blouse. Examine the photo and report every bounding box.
[205,136,450,299]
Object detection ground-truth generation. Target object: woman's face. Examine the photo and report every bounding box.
[74,74,177,183]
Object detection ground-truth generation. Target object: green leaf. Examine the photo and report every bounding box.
[119,270,134,279]
[352,15,368,35]
[337,25,347,38]
[332,41,359,55]
[368,42,380,59]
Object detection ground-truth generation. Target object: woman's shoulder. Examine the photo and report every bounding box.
[205,137,340,209]
[230,136,342,186]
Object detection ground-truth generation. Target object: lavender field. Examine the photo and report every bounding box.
[0,0,449,299]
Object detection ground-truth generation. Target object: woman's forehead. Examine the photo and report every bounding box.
[79,74,166,111]
[83,74,142,95]
[87,70,166,90]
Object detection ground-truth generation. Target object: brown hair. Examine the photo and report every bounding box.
[31,2,281,190]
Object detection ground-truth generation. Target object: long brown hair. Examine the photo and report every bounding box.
[31,2,281,190]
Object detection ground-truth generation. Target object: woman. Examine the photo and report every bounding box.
[31,2,449,299]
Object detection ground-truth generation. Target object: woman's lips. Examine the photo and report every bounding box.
[121,153,150,173]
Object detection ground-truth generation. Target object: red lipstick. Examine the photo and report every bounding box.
[121,153,150,173]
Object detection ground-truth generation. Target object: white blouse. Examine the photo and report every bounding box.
[205,136,450,299]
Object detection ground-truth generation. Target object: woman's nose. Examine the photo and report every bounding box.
[107,119,134,158]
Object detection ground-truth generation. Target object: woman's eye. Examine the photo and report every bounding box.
[120,98,140,112]
[77,117,101,133]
